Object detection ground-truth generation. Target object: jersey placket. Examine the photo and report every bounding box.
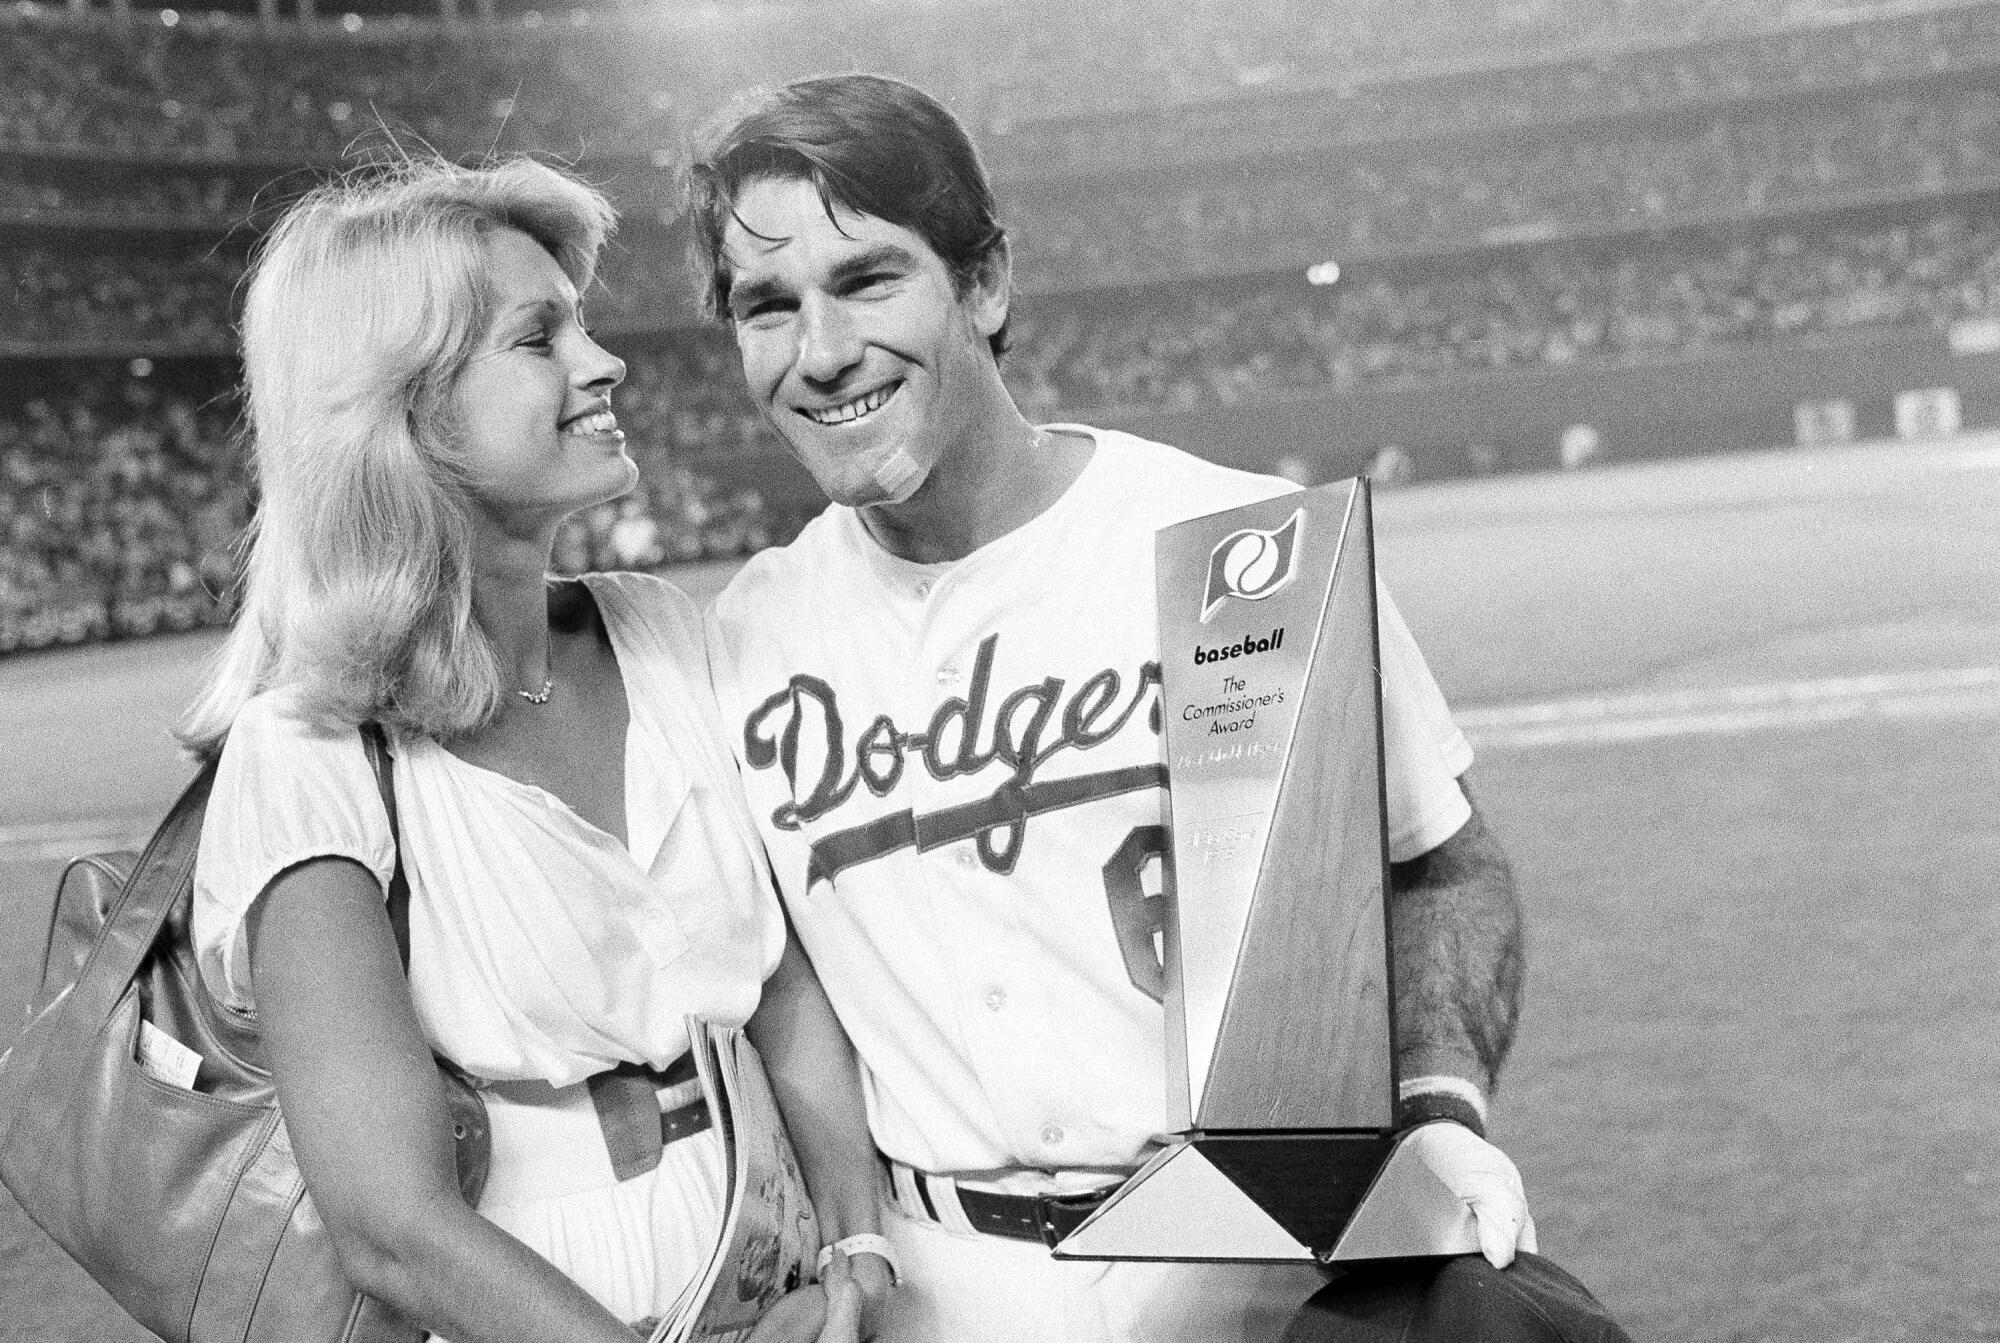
[906,563,1080,1171]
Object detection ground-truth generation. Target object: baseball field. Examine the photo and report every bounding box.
[3,435,1996,1340]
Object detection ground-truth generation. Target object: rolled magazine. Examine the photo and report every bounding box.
[649,1020,823,1343]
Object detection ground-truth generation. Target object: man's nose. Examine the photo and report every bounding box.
[796,293,863,388]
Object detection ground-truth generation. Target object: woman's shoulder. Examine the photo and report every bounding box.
[577,570,706,667]
[224,684,366,757]
[578,568,699,628]
[210,686,386,820]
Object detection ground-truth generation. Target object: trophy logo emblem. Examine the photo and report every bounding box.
[1200,509,1303,622]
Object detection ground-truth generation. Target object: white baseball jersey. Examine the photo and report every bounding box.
[705,426,1474,1177]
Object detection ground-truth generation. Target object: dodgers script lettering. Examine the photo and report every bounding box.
[742,634,1166,882]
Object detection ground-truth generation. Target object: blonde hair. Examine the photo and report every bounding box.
[178,156,617,756]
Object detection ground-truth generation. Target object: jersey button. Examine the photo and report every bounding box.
[984,988,1007,1011]
[1041,1124,1065,1147]
[956,850,976,869]
[915,579,933,599]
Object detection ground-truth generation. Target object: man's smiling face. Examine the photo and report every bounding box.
[720,174,1008,511]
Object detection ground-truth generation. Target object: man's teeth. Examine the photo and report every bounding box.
[806,384,897,425]
[562,409,620,436]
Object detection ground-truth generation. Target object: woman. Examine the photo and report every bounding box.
[178,157,890,1342]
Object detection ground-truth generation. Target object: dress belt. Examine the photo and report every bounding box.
[880,1154,1117,1249]
[586,1053,711,1183]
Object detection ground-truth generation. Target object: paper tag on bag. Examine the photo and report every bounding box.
[137,1020,203,1090]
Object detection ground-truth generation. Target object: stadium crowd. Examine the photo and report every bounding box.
[1,244,244,352]
[990,5,2000,173]
[0,370,786,653]
[10,198,2000,649]
[18,78,2000,351]
[0,21,574,162]
[2,0,1992,170]
[9,0,2000,652]
[1011,88,2000,288]
[1003,208,2000,416]
[0,378,244,651]
[0,159,269,228]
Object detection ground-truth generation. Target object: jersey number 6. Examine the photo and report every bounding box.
[1101,825,1170,1003]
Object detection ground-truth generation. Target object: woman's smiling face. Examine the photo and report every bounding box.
[450,227,634,529]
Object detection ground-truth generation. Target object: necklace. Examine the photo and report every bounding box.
[516,675,554,705]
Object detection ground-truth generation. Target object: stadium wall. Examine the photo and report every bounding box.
[1103,328,2000,481]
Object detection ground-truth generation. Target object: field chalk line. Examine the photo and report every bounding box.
[1460,665,2000,750]
[5,667,1996,860]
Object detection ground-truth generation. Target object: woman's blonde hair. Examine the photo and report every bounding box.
[178,156,617,756]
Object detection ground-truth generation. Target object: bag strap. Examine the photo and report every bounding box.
[358,722,413,974]
[52,759,217,1030]
[71,725,398,1024]
[358,722,478,1093]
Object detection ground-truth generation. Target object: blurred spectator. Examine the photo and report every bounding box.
[1558,423,1603,469]
[1366,443,1417,487]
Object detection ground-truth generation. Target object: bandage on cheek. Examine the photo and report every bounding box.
[870,446,928,503]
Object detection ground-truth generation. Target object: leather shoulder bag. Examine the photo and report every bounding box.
[0,723,489,1343]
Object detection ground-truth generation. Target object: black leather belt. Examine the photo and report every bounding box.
[588,1054,710,1183]
[882,1155,1116,1249]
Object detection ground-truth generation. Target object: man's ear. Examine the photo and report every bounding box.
[967,239,1013,339]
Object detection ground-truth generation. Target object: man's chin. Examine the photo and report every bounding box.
[802,453,931,510]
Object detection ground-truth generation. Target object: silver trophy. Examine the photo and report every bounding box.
[1054,478,1481,1263]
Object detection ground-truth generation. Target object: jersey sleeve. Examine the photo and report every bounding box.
[191,692,396,1013]
[1377,581,1475,862]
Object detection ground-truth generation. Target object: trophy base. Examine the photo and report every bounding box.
[1052,1129,1482,1264]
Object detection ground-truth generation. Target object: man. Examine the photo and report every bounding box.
[691,74,1619,1342]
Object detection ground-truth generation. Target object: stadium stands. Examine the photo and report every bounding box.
[1004,205,2000,419]
[6,0,2000,649]
[0,374,244,652]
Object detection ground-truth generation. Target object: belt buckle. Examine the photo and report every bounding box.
[1032,1187,1112,1250]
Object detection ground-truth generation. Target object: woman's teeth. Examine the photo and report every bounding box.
[806,383,897,425]
[562,409,621,437]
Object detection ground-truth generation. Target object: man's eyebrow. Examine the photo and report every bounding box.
[727,241,919,313]
[826,242,917,284]
[726,274,788,312]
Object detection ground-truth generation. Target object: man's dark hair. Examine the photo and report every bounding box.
[683,73,1011,359]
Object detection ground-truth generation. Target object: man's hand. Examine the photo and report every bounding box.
[1407,1121,1537,1269]
[746,1247,863,1343]
[845,1248,895,1340]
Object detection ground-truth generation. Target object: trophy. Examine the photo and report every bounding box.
[1054,478,1481,1264]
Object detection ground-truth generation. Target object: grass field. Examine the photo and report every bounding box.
[4,438,1998,1340]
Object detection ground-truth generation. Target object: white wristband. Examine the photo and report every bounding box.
[817,1232,900,1286]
